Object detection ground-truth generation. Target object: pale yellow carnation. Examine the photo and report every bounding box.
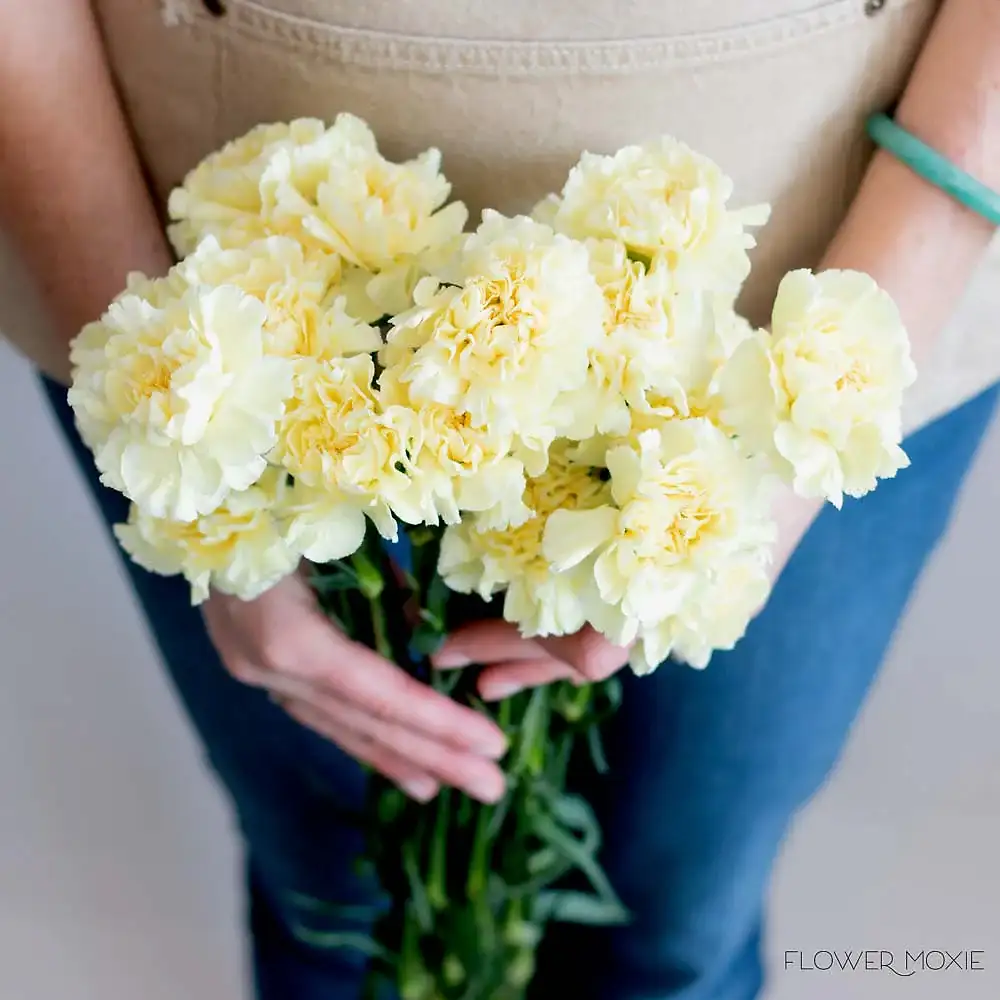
[629,556,771,674]
[271,355,405,538]
[69,281,294,522]
[544,137,770,295]
[275,477,374,562]
[377,374,531,530]
[628,297,756,434]
[113,468,299,604]
[439,446,613,636]
[258,113,467,276]
[543,421,774,669]
[720,269,916,507]
[168,119,328,256]
[175,236,382,361]
[559,240,708,439]
[383,211,604,446]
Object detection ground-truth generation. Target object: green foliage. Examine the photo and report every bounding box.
[299,525,627,999]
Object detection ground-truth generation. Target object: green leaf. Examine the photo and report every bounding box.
[535,889,630,926]
[410,620,446,657]
[286,892,384,921]
[506,850,574,897]
[547,791,598,838]
[509,687,549,778]
[533,810,615,905]
[432,667,464,697]
[310,570,361,593]
[290,925,395,959]
[485,784,514,840]
[587,725,611,774]
[377,786,409,827]
[425,573,449,621]
[525,846,560,876]
[350,551,385,600]
[402,842,434,933]
[595,676,624,717]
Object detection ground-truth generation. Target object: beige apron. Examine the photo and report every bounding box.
[3,0,997,432]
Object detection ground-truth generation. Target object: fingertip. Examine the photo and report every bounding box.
[400,776,440,803]
[431,647,471,670]
[479,680,523,701]
[468,768,507,805]
[473,728,509,760]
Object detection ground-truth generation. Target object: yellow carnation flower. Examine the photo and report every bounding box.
[168,115,466,311]
[377,374,531,530]
[542,421,774,669]
[276,477,376,562]
[176,236,382,361]
[629,556,771,674]
[383,211,604,446]
[168,119,328,256]
[559,240,708,439]
[544,137,770,295]
[259,113,467,276]
[271,355,405,538]
[629,297,756,434]
[720,269,917,507]
[113,468,300,605]
[69,281,294,522]
[439,446,613,636]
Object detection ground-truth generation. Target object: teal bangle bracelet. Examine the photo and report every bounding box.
[866,112,1000,227]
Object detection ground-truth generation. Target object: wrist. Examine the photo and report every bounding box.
[770,488,823,583]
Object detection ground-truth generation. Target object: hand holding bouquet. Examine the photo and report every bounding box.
[68,114,915,999]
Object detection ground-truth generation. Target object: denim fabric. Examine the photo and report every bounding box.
[41,377,998,1000]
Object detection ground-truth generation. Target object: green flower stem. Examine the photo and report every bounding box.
[350,551,393,659]
[467,800,493,902]
[308,529,626,1000]
[368,592,393,660]
[426,787,451,911]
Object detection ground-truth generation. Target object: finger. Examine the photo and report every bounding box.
[432,619,549,670]
[223,655,326,701]
[268,615,509,759]
[212,573,508,756]
[281,696,506,804]
[477,658,577,701]
[537,626,629,682]
[279,698,441,802]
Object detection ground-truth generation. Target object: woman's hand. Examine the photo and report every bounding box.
[203,570,508,804]
[432,489,825,698]
[433,621,630,700]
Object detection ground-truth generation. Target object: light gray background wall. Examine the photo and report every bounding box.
[2,337,998,1000]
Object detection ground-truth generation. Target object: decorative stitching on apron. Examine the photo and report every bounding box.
[158,0,200,26]
[171,0,931,76]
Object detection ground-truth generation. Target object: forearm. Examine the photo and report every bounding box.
[0,0,171,383]
[774,0,1000,572]
[822,0,999,358]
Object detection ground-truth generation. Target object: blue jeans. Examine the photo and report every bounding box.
[42,378,998,1000]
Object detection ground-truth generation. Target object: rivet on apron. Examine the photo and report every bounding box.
[864,0,887,14]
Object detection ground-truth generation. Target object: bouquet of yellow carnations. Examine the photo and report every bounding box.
[68,114,915,999]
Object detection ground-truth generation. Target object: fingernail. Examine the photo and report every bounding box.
[469,775,505,804]
[481,681,522,701]
[474,732,509,759]
[400,777,438,803]
[432,649,471,669]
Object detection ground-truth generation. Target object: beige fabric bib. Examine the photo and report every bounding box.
[3,0,997,432]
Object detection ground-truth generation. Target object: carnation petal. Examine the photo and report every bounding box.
[542,506,618,572]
